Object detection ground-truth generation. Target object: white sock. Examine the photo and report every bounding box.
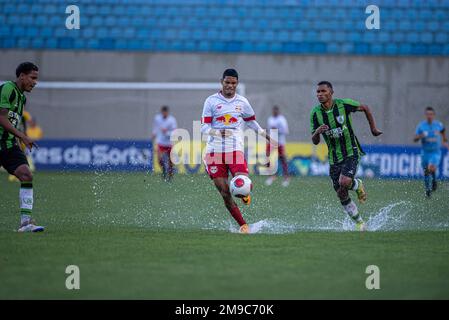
[20,184,33,224]
[20,214,31,225]
[343,200,362,222]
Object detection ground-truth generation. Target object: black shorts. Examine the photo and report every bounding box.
[329,156,359,191]
[0,144,29,175]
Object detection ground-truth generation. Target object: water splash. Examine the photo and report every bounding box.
[223,200,447,234]
[366,201,411,231]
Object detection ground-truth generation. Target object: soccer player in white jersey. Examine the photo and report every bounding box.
[265,105,290,187]
[151,105,177,181]
[201,69,276,234]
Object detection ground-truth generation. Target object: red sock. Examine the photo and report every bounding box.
[229,206,246,226]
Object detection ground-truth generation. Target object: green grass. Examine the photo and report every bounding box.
[0,172,449,299]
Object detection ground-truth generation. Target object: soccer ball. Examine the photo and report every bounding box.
[230,175,252,198]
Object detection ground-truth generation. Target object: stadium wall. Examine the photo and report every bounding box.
[0,50,448,145]
[29,139,449,179]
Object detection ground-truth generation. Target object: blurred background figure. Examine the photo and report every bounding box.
[265,105,290,187]
[151,105,177,182]
[26,117,43,142]
[414,107,448,198]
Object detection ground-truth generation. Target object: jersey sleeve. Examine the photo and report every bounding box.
[0,83,14,110]
[310,109,319,134]
[242,98,256,122]
[342,98,361,113]
[201,98,213,124]
[152,115,159,135]
[439,121,445,133]
[415,123,423,135]
[171,117,178,130]
[281,116,289,134]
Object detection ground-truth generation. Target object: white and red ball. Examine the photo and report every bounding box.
[230,175,252,198]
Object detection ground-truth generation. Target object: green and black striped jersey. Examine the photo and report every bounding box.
[0,81,27,150]
[310,98,365,165]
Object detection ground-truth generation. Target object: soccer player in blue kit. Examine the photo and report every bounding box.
[414,107,448,197]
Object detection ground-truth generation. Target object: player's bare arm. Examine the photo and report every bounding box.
[0,108,37,150]
[312,124,329,145]
[262,130,278,148]
[414,132,426,142]
[245,119,278,147]
[357,104,382,136]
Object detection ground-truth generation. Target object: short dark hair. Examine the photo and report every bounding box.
[425,106,435,113]
[317,81,333,90]
[273,105,280,111]
[161,105,169,112]
[222,68,238,80]
[16,62,39,78]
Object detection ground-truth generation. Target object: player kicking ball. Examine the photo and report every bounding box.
[310,81,382,231]
[414,107,448,198]
[201,69,275,234]
[0,62,44,232]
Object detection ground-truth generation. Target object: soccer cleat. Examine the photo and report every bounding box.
[282,178,290,187]
[425,190,432,198]
[355,179,367,204]
[355,220,367,231]
[241,195,251,205]
[8,175,19,182]
[239,224,250,234]
[18,223,44,233]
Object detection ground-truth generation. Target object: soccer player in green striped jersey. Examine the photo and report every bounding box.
[0,62,44,232]
[310,81,383,231]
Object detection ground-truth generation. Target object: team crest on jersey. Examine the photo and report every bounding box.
[209,166,218,174]
[336,115,345,124]
[235,105,242,112]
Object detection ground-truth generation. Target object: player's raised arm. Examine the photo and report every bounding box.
[357,104,383,136]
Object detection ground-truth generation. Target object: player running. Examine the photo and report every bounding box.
[265,105,290,187]
[0,62,44,232]
[201,69,275,234]
[310,81,382,231]
[414,107,448,198]
[151,105,177,181]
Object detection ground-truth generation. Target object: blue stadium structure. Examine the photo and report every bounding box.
[1,0,448,55]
